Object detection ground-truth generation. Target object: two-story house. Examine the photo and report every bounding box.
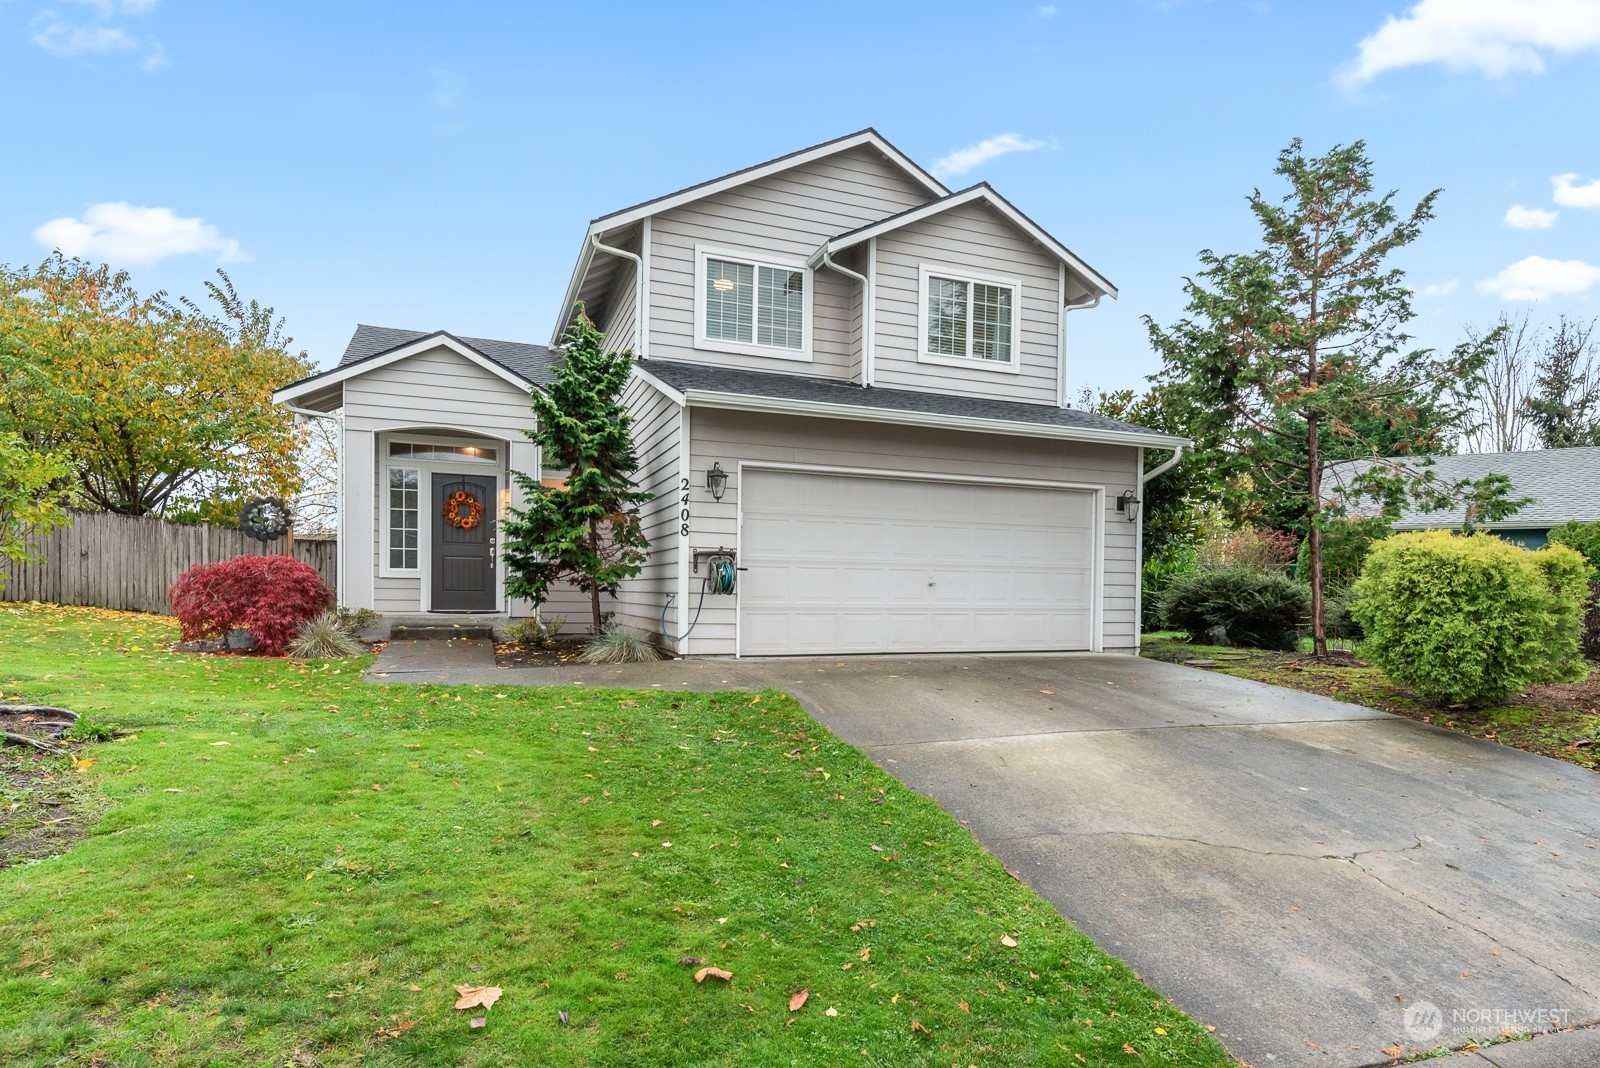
[272,130,1186,657]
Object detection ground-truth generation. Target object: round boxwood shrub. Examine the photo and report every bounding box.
[1158,566,1310,650]
[1350,531,1591,706]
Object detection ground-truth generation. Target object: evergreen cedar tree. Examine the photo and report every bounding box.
[1146,139,1520,657]
[0,254,312,521]
[501,311,651,634]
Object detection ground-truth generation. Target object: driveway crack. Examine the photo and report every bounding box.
[984,828,1423,863]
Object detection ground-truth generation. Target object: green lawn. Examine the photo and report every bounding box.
[0,604,1231,1067]
[1141,632,1600,773]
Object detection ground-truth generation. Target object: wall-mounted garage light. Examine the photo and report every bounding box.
[1116,490,1141,523]
[706,462,729,502]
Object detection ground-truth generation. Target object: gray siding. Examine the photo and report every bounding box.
[681,408,1141,655]
[341,345,536,614]
[647,145,934,379]
[607,374,684,645]
[872,200,1062,405]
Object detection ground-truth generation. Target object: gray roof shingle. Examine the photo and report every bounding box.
[338,324,561,386]
[1359,448,1600,529]
[638,358,1178,441]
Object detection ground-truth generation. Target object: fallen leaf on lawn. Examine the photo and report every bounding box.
[470,1016,486,1028]
[959,999,969,1012]
[824,1007,838,1017]
[407,984,421,991]
[694,966,733,983]
[326,991,344,999]
[1154,1027,1167,1035]
[910,1019,930,1034]
[209,741,230,746]
[789,988,809,1011]
[71,756,95,770]
[558,1009,569,1024]
[1000,935,1018,948]
[304,871,315,881]
[869,844,883,852]
[453,984,503,1011]
[859,947,870,962]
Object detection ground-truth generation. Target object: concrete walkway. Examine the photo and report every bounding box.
[366,642,1600,1067]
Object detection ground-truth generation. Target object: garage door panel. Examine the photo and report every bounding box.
[740,469,1099,655]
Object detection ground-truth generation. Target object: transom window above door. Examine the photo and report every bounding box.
[918,264,1021,372]
[696,247,810,360]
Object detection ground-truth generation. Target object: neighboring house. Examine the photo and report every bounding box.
[273,129,1186,657]
[1377,447,1600,549]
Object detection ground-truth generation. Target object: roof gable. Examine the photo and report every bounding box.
[275,326,559,409]
[820,183,1117,300]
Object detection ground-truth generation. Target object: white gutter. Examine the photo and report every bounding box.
[806,244,873,385]
[682,389,1188,450]
[1141,443,1184,484]
[1059,293,1101,408]
[588,232,646,356]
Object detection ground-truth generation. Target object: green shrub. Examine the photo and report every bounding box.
[1157,566,1310,650]
[1141,548,1198,630]
[291,612,367,659]
[65,714,115,742]
[1548,520,1600,567]
[1294,516,1391,584]
[1323,583,1364,642]
[1351,531,1592,705]
[578,624,662,664]
[334,606,381,637]
[505,614,566,648]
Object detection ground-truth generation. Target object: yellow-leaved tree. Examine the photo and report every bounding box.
[0,254,313,519]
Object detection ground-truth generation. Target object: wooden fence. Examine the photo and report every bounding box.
[1,510,337,615]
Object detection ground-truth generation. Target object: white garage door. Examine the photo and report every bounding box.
[739,468,1098,656]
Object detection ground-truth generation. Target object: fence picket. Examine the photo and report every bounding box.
[1,510,337,615]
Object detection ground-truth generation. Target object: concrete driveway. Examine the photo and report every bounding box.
[374,643,1600,1065]
[735,653,1600,1067]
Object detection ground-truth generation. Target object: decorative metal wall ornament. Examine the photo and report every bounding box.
[443,489,484,530]
[239,497,293,543]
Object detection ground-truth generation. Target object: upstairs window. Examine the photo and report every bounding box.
[919,264,1020,371]
[697,247,810,359]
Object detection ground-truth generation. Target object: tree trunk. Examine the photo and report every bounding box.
[1306,411,1327,658]
[588,516,604,635]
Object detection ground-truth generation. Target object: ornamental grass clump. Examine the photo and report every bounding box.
[578,623,662,664]
[290,611,367,659]
[1351,531,1591,706]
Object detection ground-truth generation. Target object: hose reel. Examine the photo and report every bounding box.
[661,547,740,643]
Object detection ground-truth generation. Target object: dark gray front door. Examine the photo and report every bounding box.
[431,473,497,612]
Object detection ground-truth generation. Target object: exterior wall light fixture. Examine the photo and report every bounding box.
[706,462,729,502]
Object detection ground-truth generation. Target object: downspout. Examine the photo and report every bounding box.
[1141,444,1184,485]
[588,232,647,357]
[808,243,872,385]
[1058,292,1101,408]
[284,404,343,607]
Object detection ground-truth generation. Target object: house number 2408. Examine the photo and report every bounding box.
[680,477,691,536]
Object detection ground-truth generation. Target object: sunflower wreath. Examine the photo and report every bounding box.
[442,489,484,530]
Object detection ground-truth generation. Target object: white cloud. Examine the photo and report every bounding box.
[1037,4,1057,16]
[428,66,465,109]
[1553,172,1600,207]
[932,133,1046,179]
[1339,0,1600,87]
[1420,279,1459,297]
[1477,255,1600,301]
[33,202,245,266]
[1503,204,1559,229]
[30,0,164,69]
[31,20,137,56]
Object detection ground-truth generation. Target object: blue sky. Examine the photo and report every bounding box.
[4,0,1599,393]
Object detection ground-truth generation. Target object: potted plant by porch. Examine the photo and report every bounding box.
[501,311,655,659]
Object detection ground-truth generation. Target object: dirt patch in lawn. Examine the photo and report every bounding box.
[493,638,588,668]
[1,717,102,870]
[1143,637,1600,772]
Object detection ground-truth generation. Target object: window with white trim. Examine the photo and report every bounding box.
[387,467,419,570]
[698,248,808,356]
[921,267,1018,367]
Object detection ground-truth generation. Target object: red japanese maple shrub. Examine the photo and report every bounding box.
[169,555,334,655]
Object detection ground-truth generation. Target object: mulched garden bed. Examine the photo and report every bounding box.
[493,638,589,668]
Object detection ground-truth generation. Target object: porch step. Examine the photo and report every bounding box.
[388,624,497,641]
